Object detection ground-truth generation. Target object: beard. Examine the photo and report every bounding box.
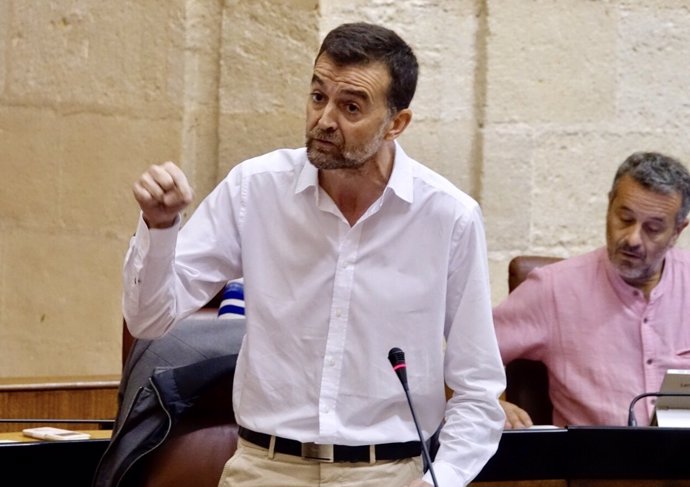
[611,253,648,282]
[608,242,658,284]
[305,123,388,171]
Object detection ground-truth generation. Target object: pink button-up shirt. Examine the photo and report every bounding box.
[494,246,690,426]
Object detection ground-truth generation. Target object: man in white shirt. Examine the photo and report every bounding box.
[123,22,505,487]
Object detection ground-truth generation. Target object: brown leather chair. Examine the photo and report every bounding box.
[503,255,562,425]
[128,383,238,487]
[117,292,241,487]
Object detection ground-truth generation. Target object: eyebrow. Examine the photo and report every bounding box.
[618,205,669,223]
[311,74,371,102]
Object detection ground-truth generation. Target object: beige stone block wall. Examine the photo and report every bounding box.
[217,0,318,179]
[0,0,186,378]
[2,0,690,378]
[0,2,7,93]
[0,0,318,378]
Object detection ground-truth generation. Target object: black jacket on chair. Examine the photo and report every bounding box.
[92,317,245,487]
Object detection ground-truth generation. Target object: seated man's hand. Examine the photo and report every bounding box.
[500,399,533,429]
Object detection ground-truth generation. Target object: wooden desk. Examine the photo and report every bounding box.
[0,375,119,432]
[565,426,690,487]
[0,432,110,486]
[472,426,690,487]
[2,426,690,487]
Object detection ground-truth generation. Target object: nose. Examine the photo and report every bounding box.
[625,223,643,248]
[316,102,337,131]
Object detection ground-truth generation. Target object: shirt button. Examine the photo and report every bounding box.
[335,309,342,318]
[643,318,648,323]
[646,358,653,365]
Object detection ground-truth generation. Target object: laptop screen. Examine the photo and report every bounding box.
[652,369,690,427]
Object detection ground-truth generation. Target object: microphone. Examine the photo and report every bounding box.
[388,347,438,487]
[388,347,408,390]
[627,391,690,426]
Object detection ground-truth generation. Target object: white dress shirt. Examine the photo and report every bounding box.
[123,143,505,486]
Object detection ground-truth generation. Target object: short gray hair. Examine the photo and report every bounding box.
[610,151,690,225]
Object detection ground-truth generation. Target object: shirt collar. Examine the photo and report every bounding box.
[649,248,674,301]
[294,141,415,204]
[386,141,414,203]
[295,150,317,195]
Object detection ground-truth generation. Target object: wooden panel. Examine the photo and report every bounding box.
[0,375,119,432]
[570,481,690,487]
[472,481,567,487]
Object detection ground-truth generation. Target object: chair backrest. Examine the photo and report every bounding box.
[111,287,244,487]
[124,318,243,487]
[503,255,562,425]
[121,288,227,365]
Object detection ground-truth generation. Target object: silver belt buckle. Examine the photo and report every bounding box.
[301,442,335,462]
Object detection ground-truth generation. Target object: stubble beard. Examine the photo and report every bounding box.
[608,241,657,284]
[306,124,388,171]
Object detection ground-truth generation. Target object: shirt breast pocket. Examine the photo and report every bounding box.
[668,347,690,370]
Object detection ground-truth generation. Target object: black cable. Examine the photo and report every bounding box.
[627,392,690,426]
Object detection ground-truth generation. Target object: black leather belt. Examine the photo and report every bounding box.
[238,426,422,463]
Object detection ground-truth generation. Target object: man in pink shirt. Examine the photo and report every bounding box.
[494,151,690,428]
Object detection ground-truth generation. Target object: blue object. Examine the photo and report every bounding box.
[218,280,245,318]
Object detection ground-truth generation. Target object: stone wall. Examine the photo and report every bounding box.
[1,0,688,377]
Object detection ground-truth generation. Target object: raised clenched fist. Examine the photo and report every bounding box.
[132,161,194,228]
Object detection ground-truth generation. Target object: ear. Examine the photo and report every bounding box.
[671,218,689,246]
[384,108,412,141]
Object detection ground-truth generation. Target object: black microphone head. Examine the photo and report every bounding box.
[388,347,405,367]
[388,347,408,389]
